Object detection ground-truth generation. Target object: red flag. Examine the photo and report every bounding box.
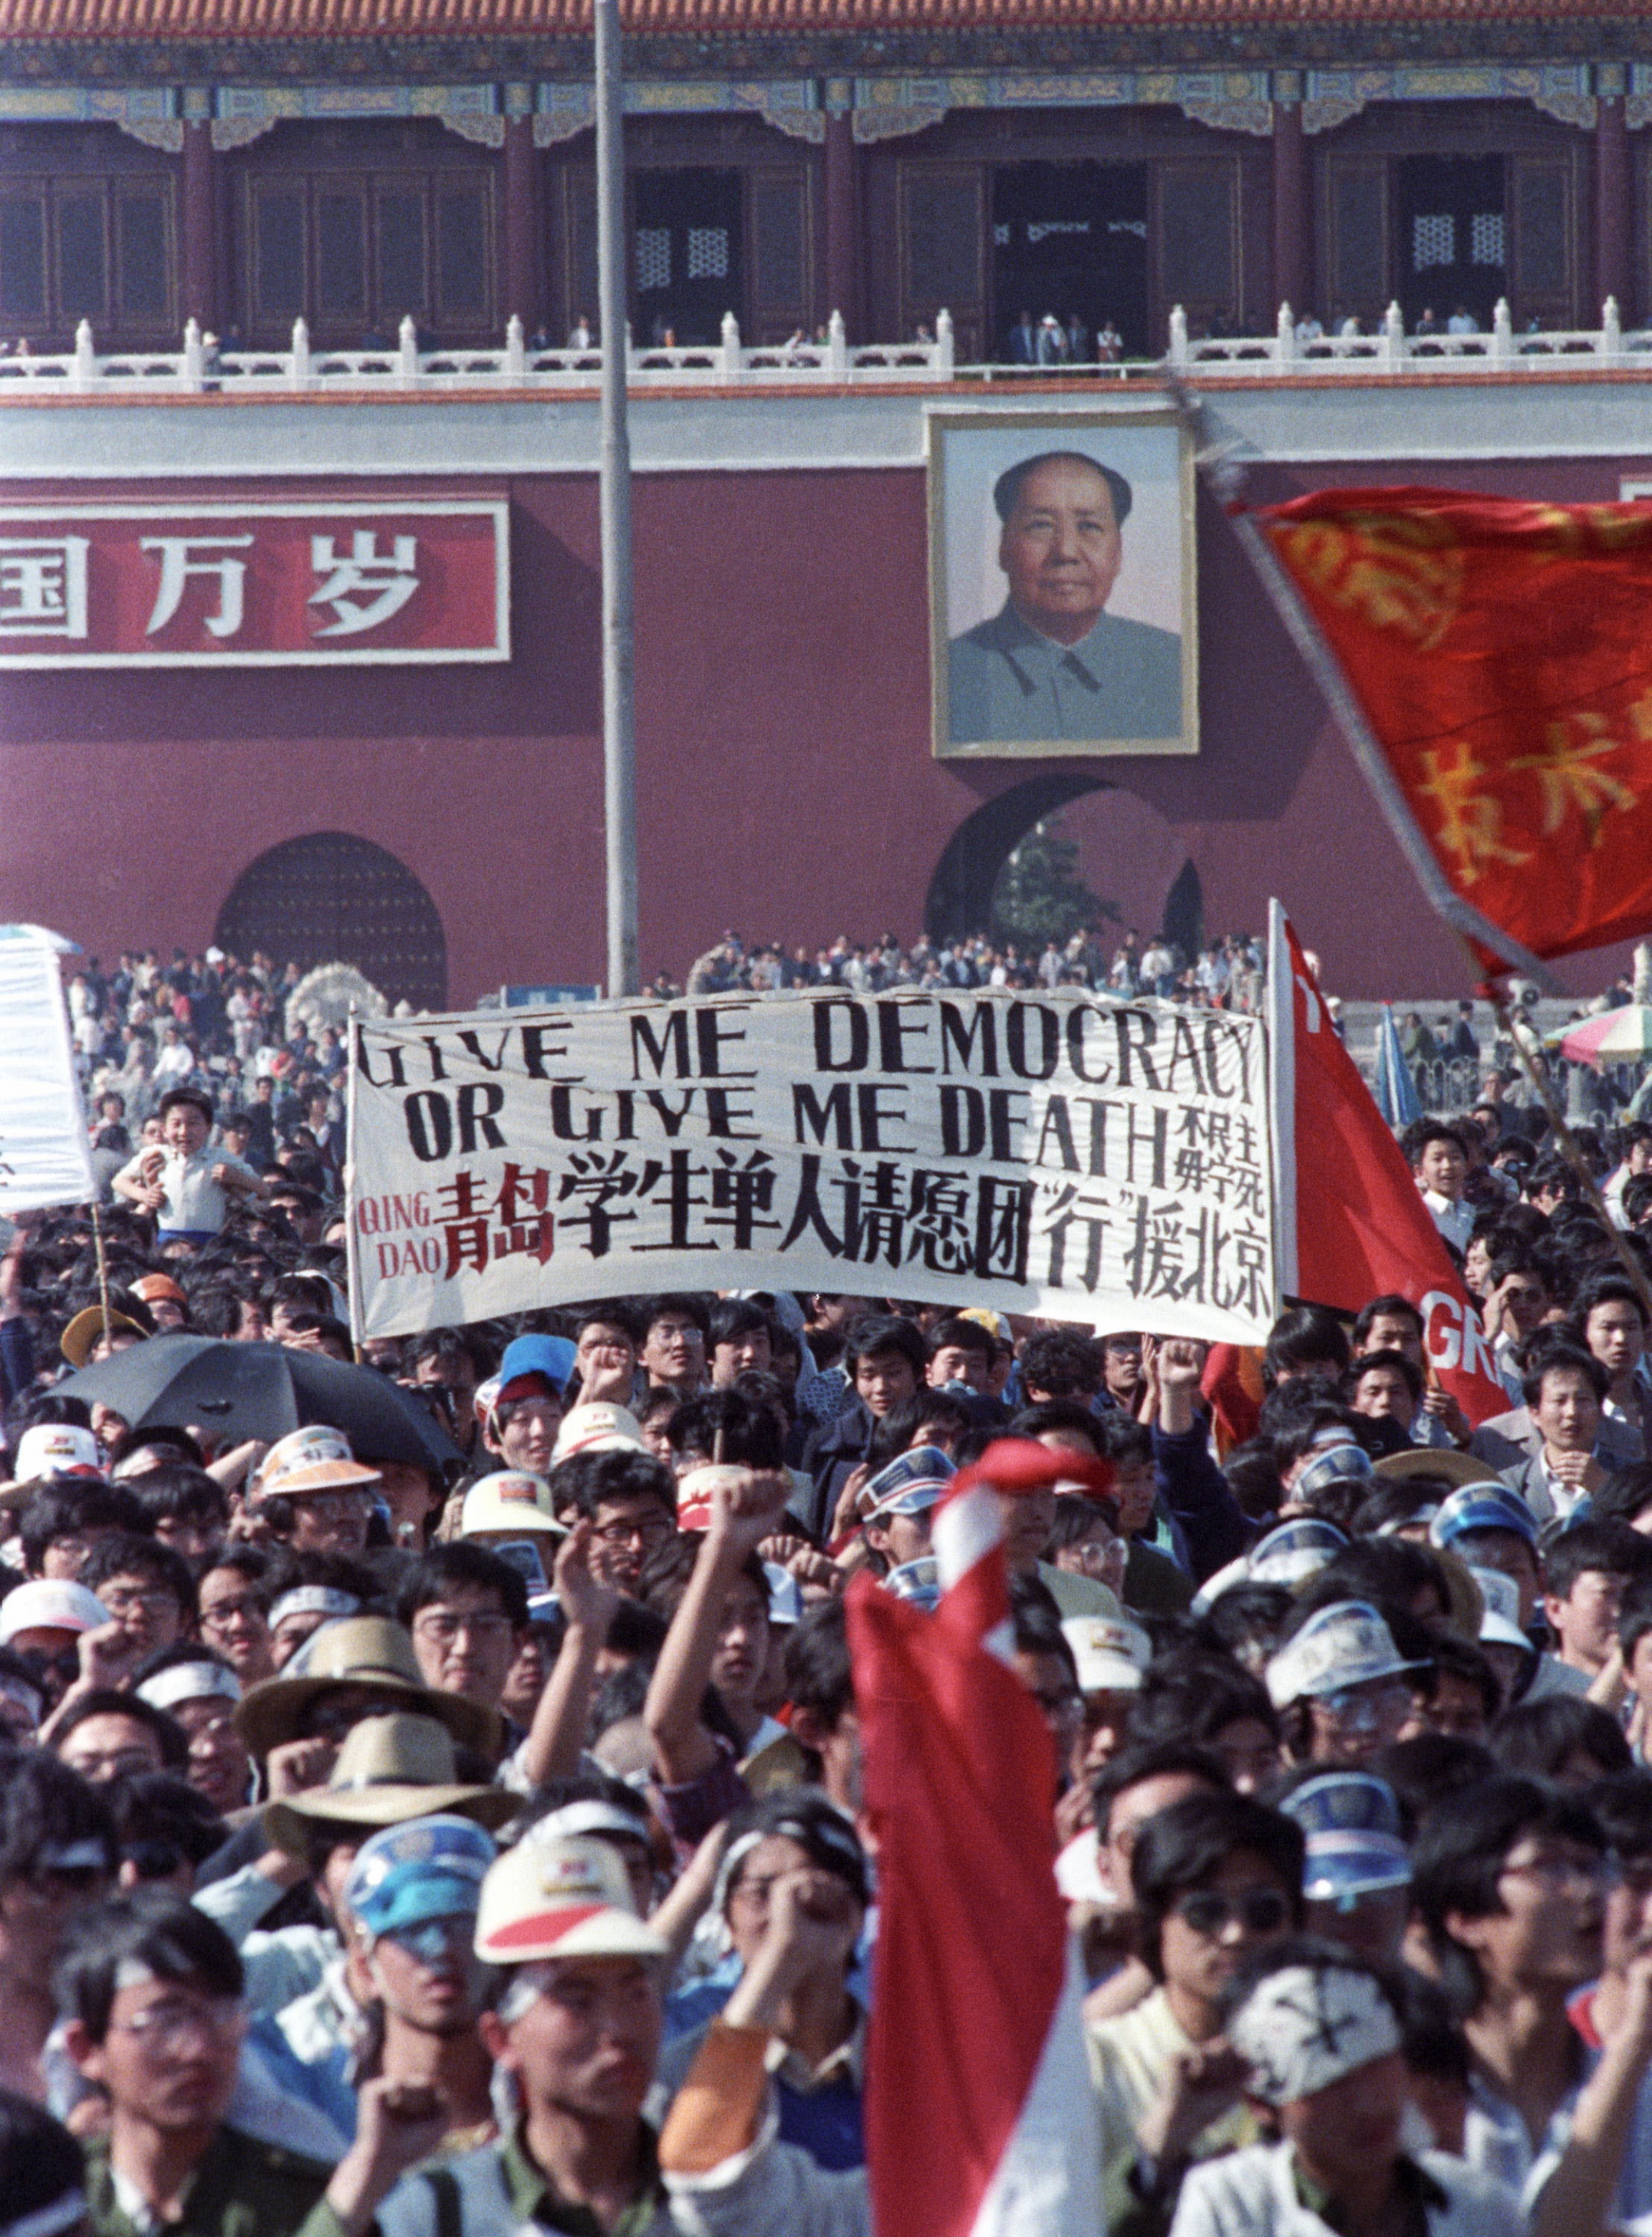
[1251,486,1652,972]
[846,1445,1099,2237]
[1200,1342,1266,1453]
[1266,902,1507,1425]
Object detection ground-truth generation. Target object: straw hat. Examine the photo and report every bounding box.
[262,1712,516,1854]
[60,1305,148,1370]
[234,1614,504,1759]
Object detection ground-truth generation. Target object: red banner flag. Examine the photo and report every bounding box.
[846,1445,1099,2237]
[1252,486,1652,971]
[1266,902,1507,1425]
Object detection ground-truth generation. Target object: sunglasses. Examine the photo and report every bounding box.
[1173,1887,1292,1938]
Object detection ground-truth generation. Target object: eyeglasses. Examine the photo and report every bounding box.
[112,1995,242,2050]
[412,1610,516,1646]
[1501,1852,1615,1893]
[1314,1680,1413,1728]
[592,1517,674,1549]
[201,1597,266,1630]
[98,1588,182,1618]
[383,1915,475,1962]
[291,1493,375,1521]
[1172,1887,1293,1938]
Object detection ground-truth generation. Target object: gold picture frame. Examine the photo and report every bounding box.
[927,405,1200,760]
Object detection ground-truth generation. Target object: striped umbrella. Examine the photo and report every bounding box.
[1554,1005,1652,1063]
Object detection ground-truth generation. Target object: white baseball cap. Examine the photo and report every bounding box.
[12,1424,103,1482]
[1061,1614,1151,1696]
[1266,1601,1423,1711]
[0,1579,110,1645]
[551,1404,645,1463]
[461,1471,565,1538]
[475,1832,668,1966]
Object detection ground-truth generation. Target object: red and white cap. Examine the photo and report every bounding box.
[674,1462,748,1534]
[253,1426,381,1502]
[551,1404,645,1464]
[475,1832,668,1966]
[0,1579,110,1644]
[13,1424,103,1482]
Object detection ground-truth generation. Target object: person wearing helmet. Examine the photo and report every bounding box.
[254,1816,498,2153]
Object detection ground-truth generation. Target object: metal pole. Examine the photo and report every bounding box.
[595,0,640,998]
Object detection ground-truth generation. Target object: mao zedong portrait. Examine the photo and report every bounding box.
[948,450,1184,745]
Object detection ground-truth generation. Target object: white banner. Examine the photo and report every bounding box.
[0,933,95,1214]
[347,990,1276,1344]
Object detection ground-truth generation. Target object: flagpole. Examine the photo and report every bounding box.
[1264,899,1299,1302]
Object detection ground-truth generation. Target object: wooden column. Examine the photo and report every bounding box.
[502,88,538,332]
[1596,77,1630,316]
[1271,84,1308,319]
[822,80,860,337]
[181,95,217,330]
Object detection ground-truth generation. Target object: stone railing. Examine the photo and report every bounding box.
[0,309,954,392]
[1167,296,1652,374]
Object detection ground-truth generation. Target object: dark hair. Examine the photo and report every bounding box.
[782,1599,854,1732]
[52,1690,188,1774]
[105,1427,206,1475]
[1264,1306,1351,1386]
[1395,1966,1472,2089]
[1544,1518,1652,1601]
[1401,1119,1468,1168]
[1592,1465,1652,1530]
[604,1599,668,1663]
[706,1299,772,1353]
[1491,1695,1633,1781]
[19,1482,148,1576]
[511,1771,650,1845]
[1010,1400,1107,1456]
[1426,1631,1503,1726]
[0,1752,116,1882]
[842,1315,928,1378]
[1302,1538,1451,1622]
[1570,1271,1651,1338]
[1019,1330,1105,1400]
[1583,1772,1652,1863]
[53,1889,242,2043]
[156,1087,213,1126]
[926,1316,994,1368]
[1368,1735,1499,1820]
[1093,1411,1153,1469]
[1091,1742,1230,1841]
[1008,1586,1078,1688]
[1619,1573,1652,1665]
[722,1786,869,1910]
[865,1390,971,1469]
[1352,1296,1425,1348]
[1131,1792,1304,1980]
[80,1533,196,1621]
[1344,1348,1423,1409]
[395,1542,528,1630]
[1192,1584,1296,1669]
[992,450,1132,529]
[1046,1493,1121,1548]
[0,2091,86,2225]
[1126,1656,1278,1755]
[123,1462,230,1532]
[1412,1774,1603,2013]
[551,1447,678,1525]
[107,1771,227,1871]
[637,1533,768,1625]
[1266,1399,1362,1473]
[1521,1344,1608,1410]
[666,1389,784,1472]
[1351,1480,1453,1537]
[639,1293,711,1342]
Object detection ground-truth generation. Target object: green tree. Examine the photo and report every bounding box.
[989,814,1115,949]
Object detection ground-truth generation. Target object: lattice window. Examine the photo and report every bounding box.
[1471,212,1506,268]
[1413,214,1455,270]
[687,226,729,280]
[635,227,670,289]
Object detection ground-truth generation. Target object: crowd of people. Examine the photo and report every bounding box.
[18,942,1652,2233]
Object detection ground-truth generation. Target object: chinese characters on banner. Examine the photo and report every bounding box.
[348,992,1278,1344]
[0,502,508,666]
[0,932,96,1215]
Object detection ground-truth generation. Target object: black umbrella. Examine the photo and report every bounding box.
[58,1335,461,1470]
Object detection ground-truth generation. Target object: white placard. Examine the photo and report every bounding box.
[0,934,95,1214]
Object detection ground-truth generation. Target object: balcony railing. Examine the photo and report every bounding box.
[0,309,954,392]
[4,297,1649,394]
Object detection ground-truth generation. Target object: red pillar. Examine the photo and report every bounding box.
[181,114,217,330]
[502,108,538,331]
[1596,91,1630,316]
[1271,95,1307,320]
[823,88,860,337]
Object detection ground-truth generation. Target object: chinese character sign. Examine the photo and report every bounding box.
[0,503,508,667]
[0,932,96,1215]
[348,992,1278,1343]
[1256,487,1652,965]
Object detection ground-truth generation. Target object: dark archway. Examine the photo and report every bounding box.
[1163,859,1204,965]
[925,775,1106,942]
[215,833,447,1011]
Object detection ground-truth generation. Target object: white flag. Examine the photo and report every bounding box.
[0,932,95,1214]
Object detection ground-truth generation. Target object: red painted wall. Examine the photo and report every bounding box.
[1,451,1645,1003]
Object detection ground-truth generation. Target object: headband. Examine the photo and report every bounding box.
[269,1586,361,1628]
[0,2193,87,2237]
[1228,1964,1402,2106]
[136,1663,242,1713]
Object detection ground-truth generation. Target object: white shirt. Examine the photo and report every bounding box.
[1420,1188,1475,1252]
[1171,2138,1523,2237]
[115,1142,260,1234]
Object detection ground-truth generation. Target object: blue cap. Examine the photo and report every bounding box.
[1294,1442,1374,1501]
[1248,1518,1347,1587]
[862,1445,955,1521]
[1429,1484,1539,1552]
[342,1814,498,1939]
[1279,1772,1412,1909]
[495,1335,576,1405]
[882,1557,941,1612]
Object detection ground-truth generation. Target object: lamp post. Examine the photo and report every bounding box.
[594,0,640,998]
